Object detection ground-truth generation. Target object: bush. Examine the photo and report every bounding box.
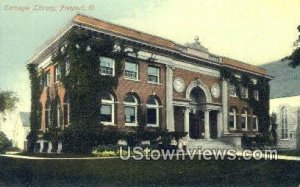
[0,131,11,153]
[62,122,103,154]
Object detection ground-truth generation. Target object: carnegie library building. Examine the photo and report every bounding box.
[27,14,272,152]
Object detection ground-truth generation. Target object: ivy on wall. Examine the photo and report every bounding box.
[52,28,127,126]
[221,67,270,134]
[27,64,43,152]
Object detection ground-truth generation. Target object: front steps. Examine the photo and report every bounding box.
[187,138,240,150]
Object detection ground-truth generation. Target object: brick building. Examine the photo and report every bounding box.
[28,14,272,151]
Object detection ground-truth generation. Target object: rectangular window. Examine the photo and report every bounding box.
[124,106,136,124]
[147,108,157,125]
[55,65,61,82]
[253,116,258,131]
[148,66,160,83]
[100,104,112,122]
[125,61,138,80]
[57,105,60,127]
[44,72,50,87]
[241,116,247,130]
[241,87,248,98]
[100,57,115,76]
[229,83,237,97]
[228,115,235,129]
[253,90,259,101]
[65,60,70,75]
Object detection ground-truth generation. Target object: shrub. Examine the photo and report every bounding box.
[61,121,103,154]
[0,131,11,153]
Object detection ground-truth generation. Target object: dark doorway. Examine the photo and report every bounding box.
[210,111,218,139]
[189,110,204,139]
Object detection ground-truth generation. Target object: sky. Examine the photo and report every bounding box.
[0,0,300,112]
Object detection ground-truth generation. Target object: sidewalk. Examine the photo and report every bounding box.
[2,151,300,161]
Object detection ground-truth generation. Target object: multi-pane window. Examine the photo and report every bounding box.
[125,61,138,80]
[253,115,258,131]
[100,57,115,76]
[228,108,237,130]
[45,101,51,128]
[146,97,159,127]
[124,94,138,126]
[281,107,288,139]
[100,93,115,125]
[56,104,61,127]
[148,66,160,83]
[254,90,259,101]
[55,65,61,82]
[65,60,70,75]
[44,72,50,87]
[241,110,248,131]
[241,87,248,98]
[229,83,237,97]
[63,94,70,126]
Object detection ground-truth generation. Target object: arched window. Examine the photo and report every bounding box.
[228,108,237,130]
[124,94,138,126]
[281,107,288,139]
[241,109,248,131]
[100,93,115,125]
[63,94,70,126]
[45,100,51,128]
[146,97,159,127]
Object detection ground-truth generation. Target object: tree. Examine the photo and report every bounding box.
[0,90,19,122]
[283,25,300,68]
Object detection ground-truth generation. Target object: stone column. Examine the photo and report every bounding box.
[166,65,175,131]
[47,142,53,153]
[39,140,44,153]
[217,111,222,138]
[204,109,210,139]
[184,107,190,138]
[222,79,228,134]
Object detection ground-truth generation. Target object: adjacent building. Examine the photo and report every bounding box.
[262,60,300,150]
[28,14,272,151]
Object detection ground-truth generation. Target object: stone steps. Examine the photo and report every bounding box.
[187,139,238,150]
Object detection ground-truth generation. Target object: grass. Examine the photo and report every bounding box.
[0,156,300,186]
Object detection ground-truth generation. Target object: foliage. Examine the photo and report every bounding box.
[0,131,12,153]
[27,64,43,152]
[0,90,19,114]
[282,25,300,68]
[61,121,104,154]
[52,28,127,127]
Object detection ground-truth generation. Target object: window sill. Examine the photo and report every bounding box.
[280,139,291,141]
[147,124,159,128]
[147,81,161,85]
[125,123,138,127]
[124,77,140,82]
[102,123,116,126]
[229,95,237,98]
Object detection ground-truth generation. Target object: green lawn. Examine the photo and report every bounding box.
[0,156,299,186]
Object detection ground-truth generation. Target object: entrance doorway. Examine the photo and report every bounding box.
[189,110,204,139]
[210,111,218,139]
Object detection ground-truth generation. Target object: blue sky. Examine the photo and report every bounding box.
[0,0,299,112]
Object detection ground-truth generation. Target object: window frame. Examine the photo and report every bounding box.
[54,65,61,83]
[45,102,51,129]
[147,66,160,84]
[146,98,159,127]
[253,115,258,131]
[228,108,237,130]
[63,97,70,127]
[44,71,50,87]
[124,95,138,126]
[229,83,237,97]
[241,110,248,131]
[100,93,115,125]
[56,104,61,127]
[241,86,248,98]
[124,61,139,80]
[99,57,115,76]
[281,107,289,139]
[253,90,259,101]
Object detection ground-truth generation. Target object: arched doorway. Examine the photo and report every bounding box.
[189,86,206,139]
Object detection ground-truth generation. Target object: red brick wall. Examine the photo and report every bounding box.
[173,68,222,104]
